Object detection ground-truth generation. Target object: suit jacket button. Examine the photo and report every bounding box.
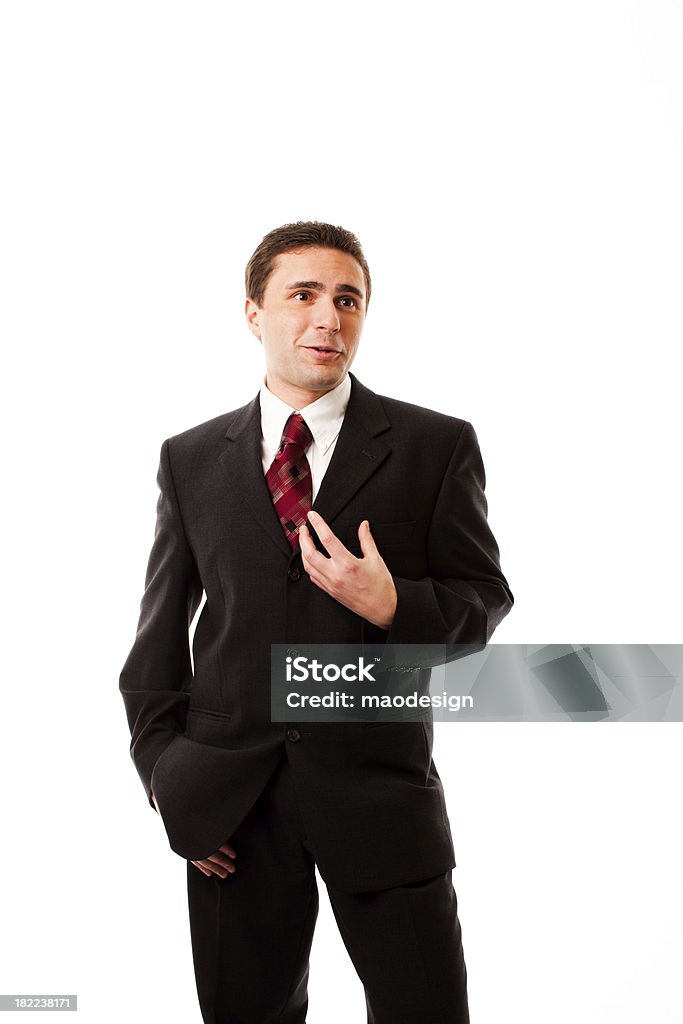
[286,728,301,743]
[288,567,301,581]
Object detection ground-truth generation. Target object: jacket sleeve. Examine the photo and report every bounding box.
[385,420,513,646]
[119,439,203,807]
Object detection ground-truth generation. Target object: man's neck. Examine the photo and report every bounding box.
[263,375,348,411]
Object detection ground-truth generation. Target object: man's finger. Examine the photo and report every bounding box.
[189,839,237,879]
[299,522,336,575]
[209,860,235,875]
[207,852,236,872]
[298,521,319,559]
[207,852,234,867]
[191,860,213,877]
[194,858,231,878]
[357,520,380,560]
[306,510,350,559]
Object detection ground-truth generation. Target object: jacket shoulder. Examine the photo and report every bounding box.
[350,373,471,437]
[164,398,257,456]
[373,390,471,440]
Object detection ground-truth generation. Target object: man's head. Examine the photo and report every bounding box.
[245,221,371,408]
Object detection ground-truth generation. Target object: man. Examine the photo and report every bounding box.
[120,221,513,1023]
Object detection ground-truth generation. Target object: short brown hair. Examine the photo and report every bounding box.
[245,221,371,309]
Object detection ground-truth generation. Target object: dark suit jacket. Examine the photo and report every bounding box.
[120,374,513,891]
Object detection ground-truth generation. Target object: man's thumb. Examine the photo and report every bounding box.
[358,520,377,558]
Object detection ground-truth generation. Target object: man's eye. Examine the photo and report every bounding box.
[293,291,311,301]
[338,296,357,308]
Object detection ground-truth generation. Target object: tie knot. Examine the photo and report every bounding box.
[281,413,312,450]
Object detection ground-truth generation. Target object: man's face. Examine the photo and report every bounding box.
[245,246,367,407]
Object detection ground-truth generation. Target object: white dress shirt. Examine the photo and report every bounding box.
[259,374,351,501]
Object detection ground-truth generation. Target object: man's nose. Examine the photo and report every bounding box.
[316,298,340,333]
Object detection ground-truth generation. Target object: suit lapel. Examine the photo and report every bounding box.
[312,374,392,526]
[217,395,293,558]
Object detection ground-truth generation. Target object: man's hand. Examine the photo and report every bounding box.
[299,511,398,630]
[152,791,237,879]
[190,843,237,879]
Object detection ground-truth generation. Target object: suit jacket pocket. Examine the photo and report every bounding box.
[185,706,232,747]
[336,520,416,557]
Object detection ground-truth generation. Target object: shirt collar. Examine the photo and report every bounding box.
[259,374,351,455]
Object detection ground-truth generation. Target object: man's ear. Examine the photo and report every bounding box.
[245,297,262,340]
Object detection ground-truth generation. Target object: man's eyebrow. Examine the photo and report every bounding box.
[285,280,365,300]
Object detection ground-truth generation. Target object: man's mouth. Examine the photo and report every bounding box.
[301,345,343,365]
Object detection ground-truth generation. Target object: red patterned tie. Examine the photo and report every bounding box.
[265,413,313,550]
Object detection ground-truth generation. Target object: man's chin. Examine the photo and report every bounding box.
[300,366,347,392]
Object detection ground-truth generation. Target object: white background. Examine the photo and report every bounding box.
[1,1,682,1021]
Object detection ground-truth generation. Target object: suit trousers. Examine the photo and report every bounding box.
[186,757,470,1024]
